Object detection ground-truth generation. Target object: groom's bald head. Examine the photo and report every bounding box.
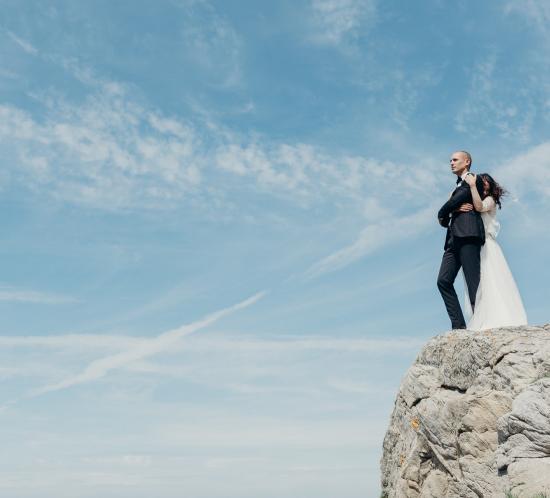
[450,150,472,177]
[457,150,472,170]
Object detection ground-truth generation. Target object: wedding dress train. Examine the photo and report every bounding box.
[465,197,528,331]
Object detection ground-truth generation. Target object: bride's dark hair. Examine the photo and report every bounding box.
[480,173,507,209]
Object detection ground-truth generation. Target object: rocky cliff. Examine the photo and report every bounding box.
[381,325,550,498]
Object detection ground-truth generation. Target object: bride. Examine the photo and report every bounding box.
[459,173,528,331]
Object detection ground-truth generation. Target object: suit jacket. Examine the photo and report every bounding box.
[438,175,485,249]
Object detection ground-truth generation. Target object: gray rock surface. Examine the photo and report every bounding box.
[381,325,550,498]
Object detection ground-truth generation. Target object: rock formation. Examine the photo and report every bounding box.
[381,324,550,498]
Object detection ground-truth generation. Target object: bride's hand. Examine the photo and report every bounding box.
[464,173,477,186]
[457,203,474,212]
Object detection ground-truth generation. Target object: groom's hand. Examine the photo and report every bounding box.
[456,203,474,212]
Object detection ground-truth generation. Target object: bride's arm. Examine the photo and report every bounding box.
[480,196,496,212]
[464,174,484,211]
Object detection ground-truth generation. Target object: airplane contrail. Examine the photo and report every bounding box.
[32,290,267,396]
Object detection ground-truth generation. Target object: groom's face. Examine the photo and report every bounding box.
[450,152,470,176]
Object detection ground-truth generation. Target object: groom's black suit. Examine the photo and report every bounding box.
[437,174,485,329]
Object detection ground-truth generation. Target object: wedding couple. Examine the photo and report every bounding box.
[437,150,527,331]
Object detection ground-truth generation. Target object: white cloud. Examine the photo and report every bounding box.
[0,90,202,209]
[305,204,436,278]
[0,330,422,399]
[309,0,377,47]
[494,141,550,199]
[0,334,141,351]
[1,87,427,216]
[454,53,536,142]
[191,335,424,353]
[215,142,312,195]
[504,1,550,39]
[0,362,68,381]
[180,5,244,88]
[0,53,451,271]
[215,140,437,208]
[6,31,38,55]
[0,332,423,354]
[0,85,449,283]
[0,68,445,273]
[0,286,78,304]
[0,45,448,212]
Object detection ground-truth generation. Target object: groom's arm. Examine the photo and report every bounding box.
[437,185,471,225]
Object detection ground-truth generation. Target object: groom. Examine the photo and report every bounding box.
[437,151,485,329]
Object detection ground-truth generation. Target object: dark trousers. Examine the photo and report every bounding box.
[437,237,481,329]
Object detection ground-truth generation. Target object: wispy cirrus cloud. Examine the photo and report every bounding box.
[495,141,550,199]
[0,70,443,275]
[305,204,436,278]
[0,50,447,276]
[1,62,439,213]
[309,0,377,47]
[0,286,78,304]
[0,332,423,354]
[215,140,439,205]
[0,334,141,350]
[1,95,336,210]
[0,328,421,414]
[454,53,536,142]
[6,30,38,55]
[180,4,244,88]
[504,1,550,39]
[0,92,201,209]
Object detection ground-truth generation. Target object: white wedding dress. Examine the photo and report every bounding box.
[465,196,528,331]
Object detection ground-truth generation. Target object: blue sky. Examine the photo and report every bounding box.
[1,1,549,496]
